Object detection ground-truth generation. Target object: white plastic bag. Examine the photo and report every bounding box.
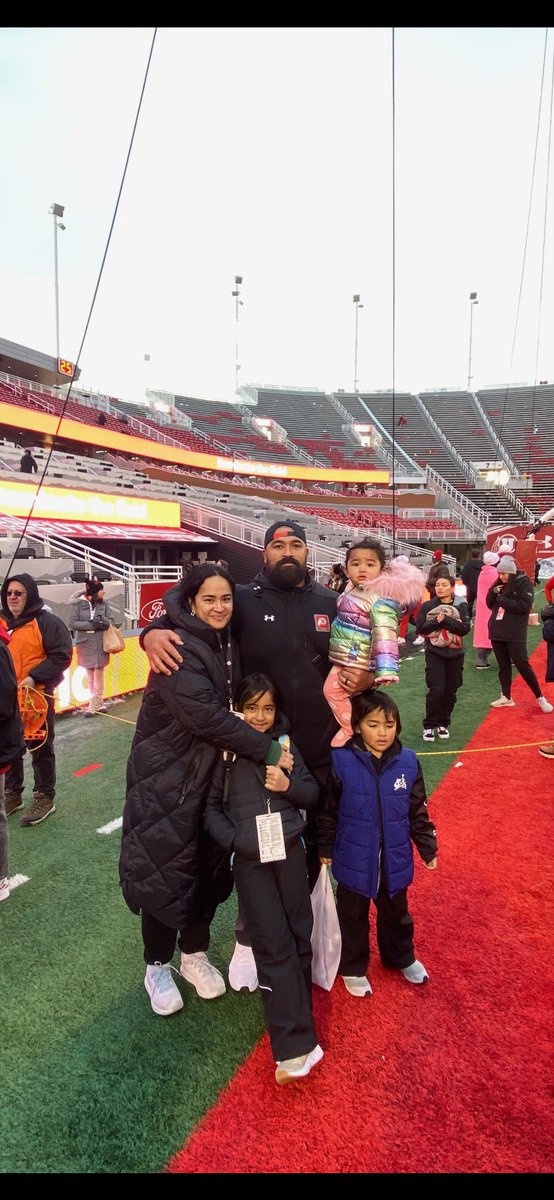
[310,864,342,990]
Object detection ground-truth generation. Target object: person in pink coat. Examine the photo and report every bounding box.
[473,551,500,668]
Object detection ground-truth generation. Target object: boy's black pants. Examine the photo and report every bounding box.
[337,880,415,975]
[233,840,317,1063]
[423,652,464,728]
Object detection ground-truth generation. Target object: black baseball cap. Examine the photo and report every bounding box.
[263,520,307,547]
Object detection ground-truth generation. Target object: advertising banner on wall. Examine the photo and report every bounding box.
[0,478,180,528]
[486,524,554,560]
[138,582,172,628]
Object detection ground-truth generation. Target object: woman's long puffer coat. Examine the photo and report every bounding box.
[119,608,279,929]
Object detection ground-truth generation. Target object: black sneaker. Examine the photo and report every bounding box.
[20,793,56,827]
[436,726,450,739]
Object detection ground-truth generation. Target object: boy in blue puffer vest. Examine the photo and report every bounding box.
[318,690,437,997]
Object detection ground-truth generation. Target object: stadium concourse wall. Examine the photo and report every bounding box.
[134,462,434,510]
[0,399,389,486]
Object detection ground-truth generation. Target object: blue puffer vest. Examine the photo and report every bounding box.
[331,745,419,898]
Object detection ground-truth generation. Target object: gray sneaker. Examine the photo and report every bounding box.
[20,793,56,827]
[144,963,184,1016]
[341,975,373,997]
[401,959,429,984]
[180,951,226,999]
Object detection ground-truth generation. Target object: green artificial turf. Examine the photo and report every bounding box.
[0,601,545,1173]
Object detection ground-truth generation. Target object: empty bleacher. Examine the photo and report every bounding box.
[419,390,504,466]
[477,383,554,514]
[249,387,384,469]
[173,395,299,462]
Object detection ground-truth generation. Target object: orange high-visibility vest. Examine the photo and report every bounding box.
[0,616,47,688]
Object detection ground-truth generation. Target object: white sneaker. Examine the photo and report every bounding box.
[398,636,406,645]
[0,876,10,902]
[538,696,554,713]
[341,974,373,997]
[180,951,226,999]
[228,941,258,992]
[422,728,435,742]
[401,959,429,984]
[144,962,184,1016]
[436,726,450,739]
[490,696,516,707]
[413,635,425,645]
[275,1044,324,1085]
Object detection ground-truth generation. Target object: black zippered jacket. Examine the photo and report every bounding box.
[415,596,470,658]
[204,714,319,860]
[486,571,533,642]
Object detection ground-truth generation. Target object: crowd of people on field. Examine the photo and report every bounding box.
[1,522,553,1085]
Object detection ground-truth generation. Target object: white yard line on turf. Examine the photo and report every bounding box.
[96,817,123,835]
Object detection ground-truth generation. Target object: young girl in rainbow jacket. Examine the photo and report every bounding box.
[323,538,425,747]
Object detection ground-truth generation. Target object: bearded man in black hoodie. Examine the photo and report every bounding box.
[0,573,72,826]
[142,520,374,991]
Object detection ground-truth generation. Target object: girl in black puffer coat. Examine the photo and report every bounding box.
[204,673,323,1085]
[120,566,290,1019]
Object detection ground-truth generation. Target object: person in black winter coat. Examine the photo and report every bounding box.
[0,624,25,900]
[140,519,374,993]
[415,574,471,741]
[460,549,483,620]
[540,601,554,683]
[205,673,323,1084]
[19,449,38,473]
[486,555,553,713]
[119,565,294,1019]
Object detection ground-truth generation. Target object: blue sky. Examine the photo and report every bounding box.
[1,26,552,404]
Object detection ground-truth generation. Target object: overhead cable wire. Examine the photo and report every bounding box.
[391,26,397,555]
[524,38,554,502]
[497,28,549,452]
[4,27,158,579]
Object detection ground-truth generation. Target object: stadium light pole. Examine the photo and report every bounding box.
[467,291,478,392]
[49,202,66,365]
[353,294,364,392]
[232,275,243,393]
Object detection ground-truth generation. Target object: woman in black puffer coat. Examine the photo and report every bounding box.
[119,565,291,1018]
[486,555,552,712]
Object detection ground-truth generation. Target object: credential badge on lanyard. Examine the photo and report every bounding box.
[255,733,289,862]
